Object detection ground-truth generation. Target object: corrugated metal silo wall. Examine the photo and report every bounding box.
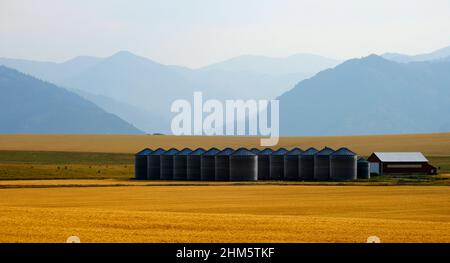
[230,155,258,181]
[187,155,201,180]
[201,155,216,181]
[299,155,315,181]
[215,155,230,181]
[330,155,357,181]
[134,155,147,180]
[270,155,284,180]
[284,155,300,180]
[314,155,331,181]
[357,161,370,179]
[147,155,161,180]
[173,155,188,180]
[161,154,176,180]
[257,155,270,180]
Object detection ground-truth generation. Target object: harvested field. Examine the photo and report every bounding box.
[0,185,449,242]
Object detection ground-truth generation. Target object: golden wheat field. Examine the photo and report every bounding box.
[1,133,450,155]
[0,133,449,243]
[0,184,449,243]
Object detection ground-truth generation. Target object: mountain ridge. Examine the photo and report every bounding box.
[0,66,142,134]
[1,51,339,133]
[382,45,450,63]
[278,55,450,135]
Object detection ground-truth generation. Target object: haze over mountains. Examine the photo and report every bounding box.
[279,55,450,135]
[200,54,339,76]
[381,45,450,63]
[1,45,450,136]
[0,66,142,134]
[0,51,339,133]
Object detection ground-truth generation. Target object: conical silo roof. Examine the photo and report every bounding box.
[231,148,256,156]
[162,148,179,155]
[259,148,274,155]
[286,148,303,155]
[176,148,192,155]
[203,147,220,156]
[217,147,234,156]
[136,148,152,156]
[190,148,206,155]
[272,148,288,155]
[316,147,334,155]
[331,147,356,156]
[302,147,318,155]
[150,148,166,155]
[358,157,369,163]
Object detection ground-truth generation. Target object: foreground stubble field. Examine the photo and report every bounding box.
[0,185,449,242]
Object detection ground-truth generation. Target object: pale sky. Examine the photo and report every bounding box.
[1,0,450,68]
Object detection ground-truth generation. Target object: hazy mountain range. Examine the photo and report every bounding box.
[1,45,449,135]
[279,54,450,135]
[200,53,339,76]
[0,51,340,133]
[381,45,450,63]
[0,66,142,134]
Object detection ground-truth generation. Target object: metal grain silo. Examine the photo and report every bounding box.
[147,148,165,180]
[330,147,357,181]
[270,148,288,180]
[187,148,206,181]
[173,148,192,180]
[298,147,318,181]
[357,158,370,179]
[160,148,179,180]
[230,148,258,181]
[201,148,220,181]
[215,148,234,181]
[135,148,152,180]
[284,148,303,180]
[257,148,273,180]
[314,147,334,181]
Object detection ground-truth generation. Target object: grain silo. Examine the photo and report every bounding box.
[230,148,258,181]
[215,148,234,181]
[284,148,303,180]
[257,148,273,180]
[173,148,192,180]
[160,148,179,180]
[201,148,220,181]
[186,148,206,180]
[270,148,288,180]
[357,158,370,179]
[147,148,166,180]
[135,148,152,180]
[314,147,334,181]
[298,147,318,181]
[330,147,357,181]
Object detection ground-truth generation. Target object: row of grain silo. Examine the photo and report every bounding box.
[135,147,370,181]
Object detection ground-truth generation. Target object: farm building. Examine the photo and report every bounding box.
[368,152,437,175]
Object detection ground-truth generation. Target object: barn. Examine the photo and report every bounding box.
[368,152,437,175]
